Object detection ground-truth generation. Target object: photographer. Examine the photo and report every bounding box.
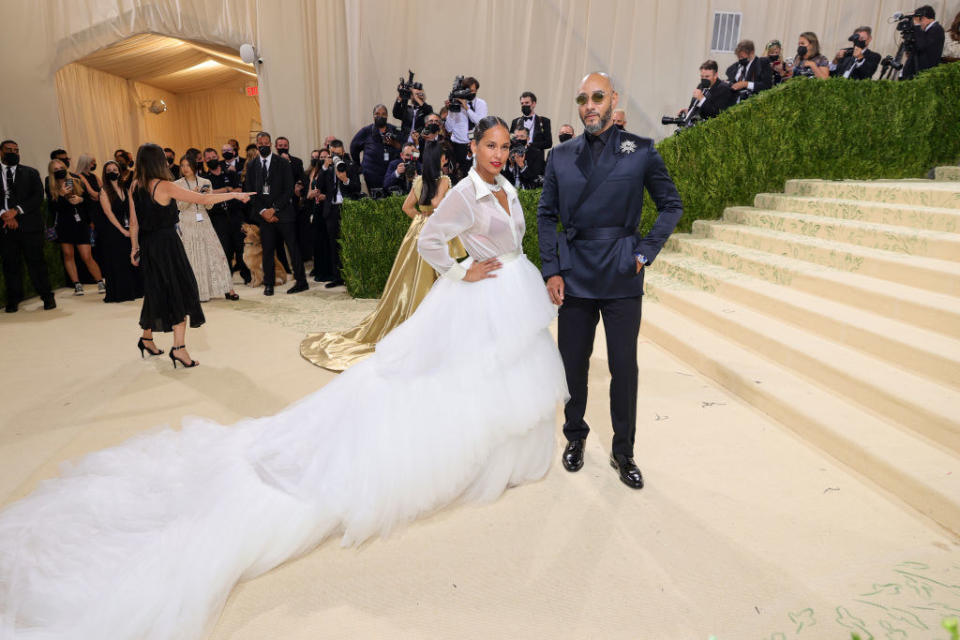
[413,113,444,156]
[557,124,575,144]
[903,6,945,79]
[384,143,421,194]
[784,32,830,79]
[679,60,735,121]
[501,128,544,190]
[443,76,487,174]
[320,146,361,289]
[831,27,881,79]
[393,77,433,142]
[350,104,401,194]
[764,41,786,85]
[725,40,773,103]
[509,91,552,151]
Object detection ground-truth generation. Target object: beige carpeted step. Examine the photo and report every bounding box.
[723,206,960,262]
[692,220,960,296]
[640,301,960,535]
[935,166,960,181]
[644,273,960,454]
[753,193,960,233]
[666,234,960,338]
[785,179,960,209]
[649,252,960,388]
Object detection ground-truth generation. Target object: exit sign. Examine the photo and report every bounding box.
[245,86,259,96]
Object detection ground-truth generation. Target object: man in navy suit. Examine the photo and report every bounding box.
[537,72,683,489]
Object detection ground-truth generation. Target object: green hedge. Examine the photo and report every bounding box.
[342,63,960,299]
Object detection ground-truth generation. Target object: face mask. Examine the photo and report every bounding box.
[62,158,70,168]
[276,147,289,155]
[125,157,134,168]
[615,124,625,130]
[166,157,174,165]
[205,159,220,170]
[54,169,67,179]
[3,152,19,166]
[106,172,119,181]
[89,163,97,172]
[258,146,271,157]
[465,92,476,101]
[698,79,712,89]
[768,53,780,61]
[558,133,573,143]
[374,117,387,128]
[310,158,319,167]
[521,105,532,116]
[797,45,808,58]
[738,57,749,66]
[424,123,440,134]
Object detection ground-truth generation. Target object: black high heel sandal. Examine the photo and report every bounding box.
[137,337,164,358]
[169,345,199,369]
[225,292,239,301]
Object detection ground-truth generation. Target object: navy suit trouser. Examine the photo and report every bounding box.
[558,294,643,457]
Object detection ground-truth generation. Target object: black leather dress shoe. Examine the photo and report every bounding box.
[324,279,345,289]
[610,454,644,489]
[263,286,274,296]
[4,303,17,313]
[562,439,585,472]
[43,297,56,310]
[287,281,309,294]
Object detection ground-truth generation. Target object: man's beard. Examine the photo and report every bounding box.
[581,103,613,134]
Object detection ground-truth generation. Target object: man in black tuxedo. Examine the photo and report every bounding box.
[832,27,881,79]
[509,91,552,152]
[725,40,773,103]
[0,140,55,312]
[501,127,544,189]
[320,143,361,289]
[393,86,433,142]
[679,60,735,121]
[242,132,308,295]
[384,143,421,193]
[537,73,683,490]
[903,5,945,79]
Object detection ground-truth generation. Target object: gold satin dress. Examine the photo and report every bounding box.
[301,176,466,371]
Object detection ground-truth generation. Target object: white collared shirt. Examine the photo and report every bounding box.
[418,167,522,280]
[444,97,488,144]
[736,57,757,91]
[523,113,536,139]
[843,49,870,78]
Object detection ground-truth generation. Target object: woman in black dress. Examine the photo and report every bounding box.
[98,161,143,302]
[129,144,252,368]
[47,158,105,295]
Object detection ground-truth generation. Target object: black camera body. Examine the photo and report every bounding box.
[332,154,351,175]
[848,33,868,50]
[422,122,441,136]
[397,70,423,101]
[448,76,476,112]
[894,12,919,50]
[402,159,417,176]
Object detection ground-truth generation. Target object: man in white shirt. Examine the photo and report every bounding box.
[444,76,487,175]
[831,27,881,80]
[725,40,773,103]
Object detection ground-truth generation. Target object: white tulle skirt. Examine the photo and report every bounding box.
[0,252,568,640]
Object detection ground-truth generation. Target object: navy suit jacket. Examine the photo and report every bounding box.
[537,127,682,299]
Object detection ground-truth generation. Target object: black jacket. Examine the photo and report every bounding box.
[510,114,553,151]
[904,22,946,78]
[725,57,774,99]
[392,99,433,134]
[0,164,45,233]
[501,144,545,189]
[698,80,736,119]
[833,49,881,80]
[242,154,295,223]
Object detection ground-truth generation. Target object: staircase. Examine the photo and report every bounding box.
[641,172,960,534]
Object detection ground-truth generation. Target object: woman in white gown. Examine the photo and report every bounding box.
[0,117,567,640]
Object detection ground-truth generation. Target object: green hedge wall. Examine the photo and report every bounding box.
[342,63,960,299]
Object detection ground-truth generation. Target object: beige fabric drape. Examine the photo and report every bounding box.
[1,0,956,170]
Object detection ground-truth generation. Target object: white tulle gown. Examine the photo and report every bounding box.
[0,168,567,640]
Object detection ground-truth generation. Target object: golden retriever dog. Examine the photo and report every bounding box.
[241,223,289,287]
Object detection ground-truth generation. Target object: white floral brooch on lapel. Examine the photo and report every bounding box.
[619,140,637,154]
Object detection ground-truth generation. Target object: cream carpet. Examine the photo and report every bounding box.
[1,281,957,640]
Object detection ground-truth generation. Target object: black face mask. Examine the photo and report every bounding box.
[54,169,67,179]
[310,158,319,167]
[166,156,174,165]
[374,117,387,128]
[521,105,532,116]
[465,92,476,101]
[106,172,120,181]
[768,53,780,61]
[558,133,573,143]
[276,147,289,156]
[738,57,750,66]
[258,146,271,157]
[615,124,625,130]
[222,151,235,160]
[797,45,808,58]
[3,152,19,166]
[89,163,97,172]
[698,78,712,90]
[205,159,220,170]
[424,123,440,134]
[62,158,70,168]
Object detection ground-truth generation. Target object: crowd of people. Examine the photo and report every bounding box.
[673,6,955,126]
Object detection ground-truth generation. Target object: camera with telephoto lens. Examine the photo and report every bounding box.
[422,122,441,136]
[447,76,475,112]
[397,70,422,101]
[332,154,348,174]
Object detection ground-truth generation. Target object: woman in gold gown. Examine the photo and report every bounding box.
[301,141,465,371]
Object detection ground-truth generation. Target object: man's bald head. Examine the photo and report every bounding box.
[576,72,619,135]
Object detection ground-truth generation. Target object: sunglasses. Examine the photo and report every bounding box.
[575,90,607,106]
